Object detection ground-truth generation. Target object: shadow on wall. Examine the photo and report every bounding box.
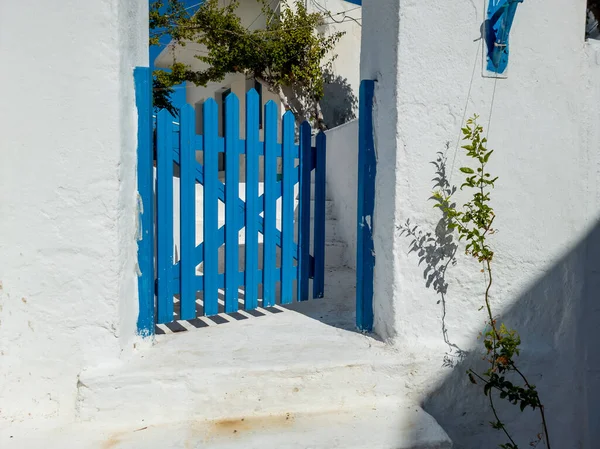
[321,69,358,129]
[398,148,469,368]
[399,153,600,448]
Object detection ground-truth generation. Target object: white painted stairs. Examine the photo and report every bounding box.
[70,250,451,448]
[71,305,451,449]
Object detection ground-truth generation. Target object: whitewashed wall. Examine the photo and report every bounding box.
[308,0,362,127]
[325,119,358,269]
[0,0,148,427]
[360,0,600,447]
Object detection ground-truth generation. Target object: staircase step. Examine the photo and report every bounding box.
[324,240,347,268]
[75,304,450,449]
[79,328,387,426]
[3,403,451,449]
[120,405,451,449]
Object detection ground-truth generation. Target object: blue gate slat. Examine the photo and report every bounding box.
[156,109,175,324]
[203,98,220,316]
[263,101,278,307]
[245,89,260,310]
[357,80,376,332]
[225,93,241,314]
[281,112,296,305]
[313,132,327,298]
[179,105,197,320]
[134,67,154,336]
[297,122,312,302]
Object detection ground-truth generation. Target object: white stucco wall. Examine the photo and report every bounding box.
[308,0,362,125]
[360,0,600,447]
[325,119,359,269]
[0,0,148,427]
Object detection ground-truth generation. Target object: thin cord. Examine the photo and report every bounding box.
[449,40,481,184]
[184,2,204,11]
[486,75,499,141]
[310,0,361,27]
[247,0,279,30]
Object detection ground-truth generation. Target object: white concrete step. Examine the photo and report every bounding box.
[324,239,346,268]
[78,330,405,427]
[118,406,451,449]
[74,284,451,448]
[2,403,451,449]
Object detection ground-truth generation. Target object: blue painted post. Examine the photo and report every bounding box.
[281,112,296,304]
[134,67,155,336]
[297,121,312,302]
[179,104,197,320]
[245,90,260,311]
[263,101,278,307]
[356,80,376,332]
[225,93,240,314]
[203,99,219,316]
[156,109,175,324]
[313,132,326,299]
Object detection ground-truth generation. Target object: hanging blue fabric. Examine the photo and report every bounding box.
[485,0,524,74]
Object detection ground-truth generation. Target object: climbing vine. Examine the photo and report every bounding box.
[432,115,551,449]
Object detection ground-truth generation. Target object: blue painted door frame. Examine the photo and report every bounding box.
[135,67,156,337]
[356,80,375,332]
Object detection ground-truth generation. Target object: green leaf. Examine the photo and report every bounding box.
[520,401,527,412]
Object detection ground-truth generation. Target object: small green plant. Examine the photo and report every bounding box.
[433,115,551,449]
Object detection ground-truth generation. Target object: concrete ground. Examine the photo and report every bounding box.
[1,268,451,448]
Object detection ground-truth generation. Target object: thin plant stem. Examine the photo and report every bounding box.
[488,389,519,448]
[445,116,550,449]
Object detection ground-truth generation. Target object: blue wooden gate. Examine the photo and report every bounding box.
[137,71,327,330]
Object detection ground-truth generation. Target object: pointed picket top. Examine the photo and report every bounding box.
[180,103,195,117]
[300,120,312,135]
[316,130,326,145]
[157,107,172,123]
[203,97,218,114]
[225,91,240,109]
[265,100,278,116]
[283,111,295,137]
[246,88,259,102]
[283,109,296,123]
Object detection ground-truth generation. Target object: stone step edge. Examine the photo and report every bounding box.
[76,359,411,423]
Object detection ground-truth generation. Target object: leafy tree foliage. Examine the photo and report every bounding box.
[150,0,343,129]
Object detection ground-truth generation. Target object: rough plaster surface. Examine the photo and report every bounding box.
[0,0,147,427]
[361,0,600,447]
